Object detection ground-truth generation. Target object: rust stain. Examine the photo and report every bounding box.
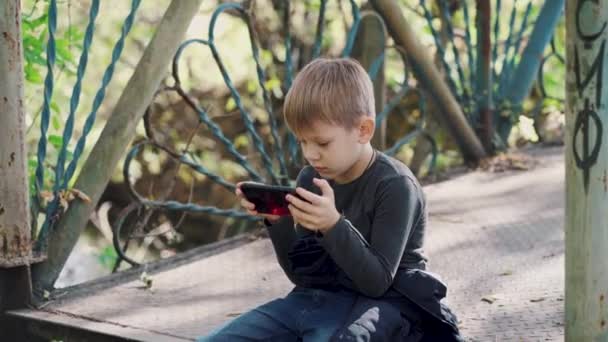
[13,230,30,256]
[2,31,17,70]
[1,234,7,255]
[1,32,14,49]
[8,152,15,167]
[602,294,606,330]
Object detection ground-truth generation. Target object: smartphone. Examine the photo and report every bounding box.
[240,183,298,216]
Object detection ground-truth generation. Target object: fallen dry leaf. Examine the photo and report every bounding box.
[39,191,54,205]
[530,297,546,303]
[481,295,501,304]
[139,271,153,289]
[70,188,91,203]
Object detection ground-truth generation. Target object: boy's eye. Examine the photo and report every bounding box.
[318,142,330,147]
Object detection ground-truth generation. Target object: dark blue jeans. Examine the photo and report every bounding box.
[197,286,410,342]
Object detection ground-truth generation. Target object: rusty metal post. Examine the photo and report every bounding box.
[0,0,32,268]
[476,0,493,153]
[0,0,35,338]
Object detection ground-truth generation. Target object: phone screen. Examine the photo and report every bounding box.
[240,184,296,216]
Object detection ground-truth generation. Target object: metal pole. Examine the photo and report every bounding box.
[565,0,608,340]
[0,0,32,268]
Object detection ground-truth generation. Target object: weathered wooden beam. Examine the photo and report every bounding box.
[351,10,387,150]
[370,0,487,163]
[565,0,608,340]
[31,0,206,296]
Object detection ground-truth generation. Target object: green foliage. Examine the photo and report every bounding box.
[97,245,118,270]
[22,7,82,84]
[21,0,84,200]
[22,12,47,84]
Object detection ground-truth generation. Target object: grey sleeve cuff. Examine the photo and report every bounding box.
[317,216,370,251]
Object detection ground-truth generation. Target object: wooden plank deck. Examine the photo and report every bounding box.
[8,145,565,341]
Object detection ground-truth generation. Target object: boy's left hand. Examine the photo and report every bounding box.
[286,178,340,233]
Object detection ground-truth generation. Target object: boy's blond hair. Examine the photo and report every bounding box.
[283,58,375,136]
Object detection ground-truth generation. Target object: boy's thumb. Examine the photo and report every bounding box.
[313,177,331,195]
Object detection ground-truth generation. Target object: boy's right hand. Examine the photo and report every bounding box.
[235,182,281,223]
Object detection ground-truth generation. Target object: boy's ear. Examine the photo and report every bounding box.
[358,116,375,143]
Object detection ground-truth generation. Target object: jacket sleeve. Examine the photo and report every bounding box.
[317,176,423,297]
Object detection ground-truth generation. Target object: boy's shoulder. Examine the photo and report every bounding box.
[374,151,421,188]
[366,152,426,210]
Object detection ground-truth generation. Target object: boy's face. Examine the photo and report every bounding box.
[296,117,374,183]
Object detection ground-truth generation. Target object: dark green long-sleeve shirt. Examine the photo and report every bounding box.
[265,151,427,298]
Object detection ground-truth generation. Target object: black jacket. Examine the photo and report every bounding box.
[288,233,461,341]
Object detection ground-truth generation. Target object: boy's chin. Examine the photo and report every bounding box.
[318,170,339,181]
[315,169,332,177]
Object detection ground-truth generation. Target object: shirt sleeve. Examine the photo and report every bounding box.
[264,216,305,286]
[264,163,323,288]
[317,176,423,297]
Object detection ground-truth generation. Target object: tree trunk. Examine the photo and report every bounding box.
[370,0,486,164]
[411,0,453,176]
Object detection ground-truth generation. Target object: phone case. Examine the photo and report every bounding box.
[240,183,296,216]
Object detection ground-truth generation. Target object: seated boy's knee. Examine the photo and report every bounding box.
[331,300,412,341]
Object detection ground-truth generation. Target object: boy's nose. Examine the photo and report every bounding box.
[305,155,321,164]
[302,148,321,162]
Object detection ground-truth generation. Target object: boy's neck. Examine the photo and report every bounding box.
[333,144,375,184]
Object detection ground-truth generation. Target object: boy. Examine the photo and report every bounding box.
[198,58,461,341]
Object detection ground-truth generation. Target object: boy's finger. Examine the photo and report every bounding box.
[261,214,281,222]
[240,198,255,210]
[288,204,316,225]
[294,187,322,204]
[313,178,333,197]
[286,194,317,213]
